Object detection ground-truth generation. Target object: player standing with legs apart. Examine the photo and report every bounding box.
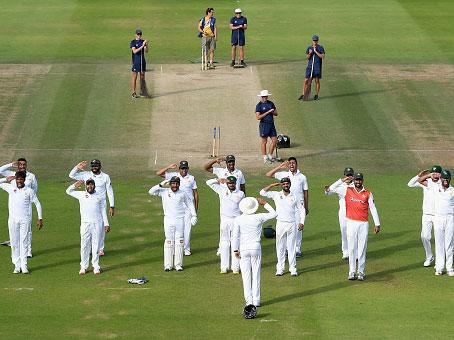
[156,161,199,256]
[260,178,302,277]
[69,160,114,257]
[232,197,277,312]
[198,8,217,69]
[299,35,325,101]
[149,177,197,271]
[0,159,38,255]
[418,170,454,276]
[66,180,109,275]
[230,8,248,67]
[324,167,355,260]
[330,173,381,281]
[206,176,245,274]
[407,165,442,267]
[0,172,43,274]
[130,29,148,98]
[255,90,278,163]
[205,155,246,255]
[266,157,308,258]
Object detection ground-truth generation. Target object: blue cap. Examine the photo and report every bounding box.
[312,35,319,41]
[135,29,143,35]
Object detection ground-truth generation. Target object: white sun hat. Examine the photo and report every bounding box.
[258,90,272,97]
[239,197,259,215]
[235,8,242,13]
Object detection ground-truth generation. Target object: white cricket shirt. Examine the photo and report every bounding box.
[66,184,105,223]
[149,185,196,218]
[0,162,38,192]
[259,189,300,223]
[165,172,197,201]
[206,179,244,218]
[213,167,246,191]
[432,185,454,216]
[407,176,440,215]
[69,167,114,207]
[274,169,308,203]
[0,183,42,221]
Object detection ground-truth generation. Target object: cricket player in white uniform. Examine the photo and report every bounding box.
[232,197,277,307]
[331,173,381,281]
[149,176,197,271]
[206,176,245,273]
[66,179,109,275]
[407,165,442,267]
[205,154,246,255]
[69,159,114,256]
[418,169,454,276]
[157,161,199,256]
[260,178,302,276]
[0,158,38,255]
[324,167,355,260]
[266,157,308,257]
[0,172,43,274]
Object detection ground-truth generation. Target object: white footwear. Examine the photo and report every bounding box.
[175,265,183,272]
[290,271,298,277]
[275,271,284,276]
[21,267,29,274]
[164,266,172,272]
[423,258,434,267]
[79,269,86,275]
[13,268,21,274]
[232,269,240,274]
[435,271,443,276]
[342,253,349,260]
[348,272,356,280]
[184,250,192,256]
[220,269,228,274]
[216,249,220,256]
[357,273,365,281]
[93,268,101,275]
[447,270,454,277]
[27,252,33,258]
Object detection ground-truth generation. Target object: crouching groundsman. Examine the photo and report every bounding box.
[232,197,277,312]
[149,176,197,272]
[66,179,109,275]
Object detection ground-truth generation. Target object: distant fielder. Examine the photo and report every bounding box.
[229,8,248,67]
[130,28,148,98]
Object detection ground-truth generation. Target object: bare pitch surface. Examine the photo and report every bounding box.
[148,64,262,169]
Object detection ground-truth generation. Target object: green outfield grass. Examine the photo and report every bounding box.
[0,0,453,338]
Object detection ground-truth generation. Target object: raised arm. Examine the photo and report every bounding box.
[417,173,431,187]
[66,180,84,198]
[69,161,88,180]
[0,162,15,177]
[156,163,178,177]
[266,161,288,178]
[259,182,280,197]
[408,170,429,188]
[148,180,168,196]
[206,178,221,193]
[204,158,223,173]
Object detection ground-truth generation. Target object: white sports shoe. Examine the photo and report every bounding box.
[164,266,172,272]
[423,258,434,267]
[79,269,86,275]
[435,271,443,276]
[275,271,284,276]
[348,272,356,280]
[232,269,240,274]
[220,269,228,274]
[184,250,192,256]
[447,270,454,277]
[216,249,220,256]
[93,268,101,275]
[175,265,183,271]
[13,268,21,274]
[357,273,365,281]
[290,271,298,277]
[21,267,29,274]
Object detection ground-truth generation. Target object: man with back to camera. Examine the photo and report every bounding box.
[0,158,38,255]
[232,197,277,308]
[324,167,355,260]
[266,157,308,257]
[130,28,148,98]
[330,172,381,281]
[149,176,197,271]
[255,90,278,164]
[260,177,303,277]
[69,159,114,256]
[66,179,109,275]
[418,169,454,276]
[206,176,245,274]
[230,8,248,67]
[0,172,43,274]
[156,161,199,256]
[299,35,325,101]
[407,165,442,267]
[198,8,217,69]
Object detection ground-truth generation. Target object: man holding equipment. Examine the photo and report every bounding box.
[149,177,197,272]
[229,8,248,67]
[299,35,325,101]
[198,8,217,69]
[157,161,199,256]
[130,28,148,98]
[206,176,244,274]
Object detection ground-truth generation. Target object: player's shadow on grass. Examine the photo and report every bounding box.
[151,86,223,99]
[263,261,421,306]
[319,89,390,101]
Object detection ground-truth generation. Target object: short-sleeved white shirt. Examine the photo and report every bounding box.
[274,169,308,203]
[165,172,197,201]
[260,190,300,223]
[213,167,246,191]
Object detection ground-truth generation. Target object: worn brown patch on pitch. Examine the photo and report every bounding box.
[148,64,263,172]
[360,64,454,82]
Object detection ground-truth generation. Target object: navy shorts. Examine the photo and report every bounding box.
[259,123,277,138]
[305,66,321,79]
[231,35,246,46]
[132,61,146,73]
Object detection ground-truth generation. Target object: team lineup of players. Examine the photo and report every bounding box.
[2,155,452,314]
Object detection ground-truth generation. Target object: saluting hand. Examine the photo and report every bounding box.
[76,161,87,170]
[6,176,15,183]
[74,180,84,188]
[256,197,267,206]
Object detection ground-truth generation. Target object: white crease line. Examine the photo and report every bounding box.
[260,319,278,323]
[105,287,152,290]
[4,288,34,291]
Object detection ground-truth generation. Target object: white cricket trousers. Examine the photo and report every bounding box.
[421,214,434,260]
[346,219,369,275]
[8,218,30,270]
[275,221,297,273]
[219,216,240,272]
[99,199,108,251]
[433,215,454,272]
[296,203,306,252]
[163,216,184,269]
[80,221,103,271]
[339,209,348,257]
[239,247,261,306]
[183,208,192,252]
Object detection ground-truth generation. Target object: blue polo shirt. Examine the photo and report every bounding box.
[230,16,247,40]
[306,45,325,72]
[255,100,276,124]
[130,39,146,64]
